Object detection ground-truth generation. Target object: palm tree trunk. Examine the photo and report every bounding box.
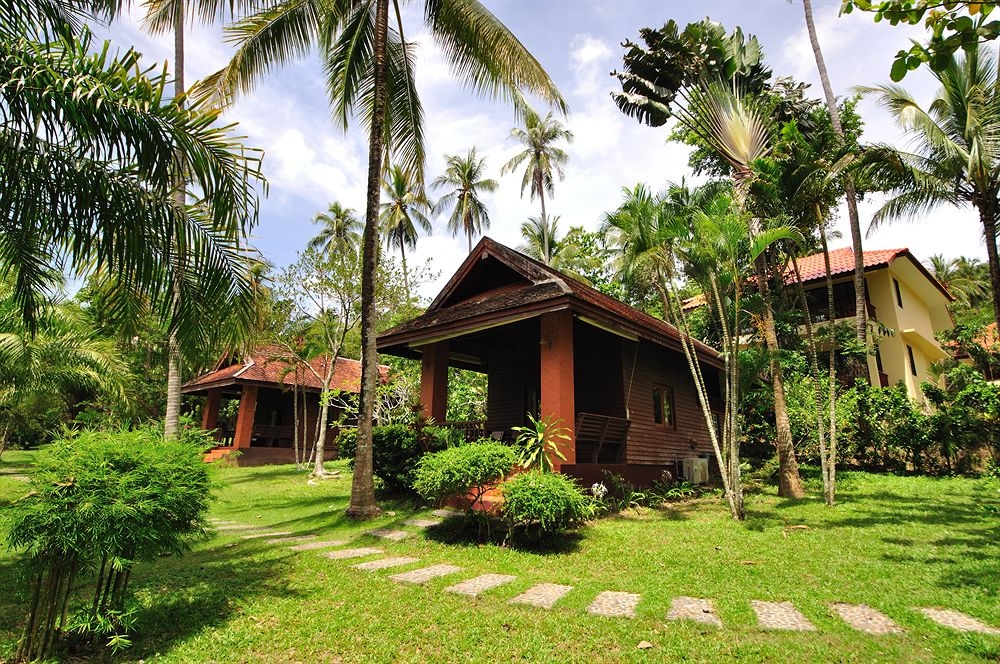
[801,0,867,344]
[399,235,411,302]
[754,255,805,499]
[820,226,838,506]
[164,1,186,440]
[791,255,828,502]
[982,208,1000,329]
[312,389,330,477]
[347,0,387,519]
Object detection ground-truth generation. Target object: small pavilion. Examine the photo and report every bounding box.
[377,238,725,486]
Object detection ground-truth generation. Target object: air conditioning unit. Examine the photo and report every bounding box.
[681,457,709,484]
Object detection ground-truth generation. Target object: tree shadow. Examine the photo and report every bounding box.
[422,516,584,555]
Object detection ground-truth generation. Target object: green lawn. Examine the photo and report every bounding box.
[2,450,999,663]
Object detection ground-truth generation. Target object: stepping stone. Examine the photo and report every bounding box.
[215,524,264,532]
[209,519,236,524]
[267,535,316,544]
[389,564,463,584]
[366,528,410,541]
[918,608,1000,635]
[289,539,348,552]
[445,574,517,597]
[322,547,383,560]
[509,583,573,609]
[353,556,421,571]
[240,531,292,540]
[587,591,641,618]
[831,603,904,635]
[752,601,816,631]
[432,508,462,518]
[667,596,722,627]
[404,518,442,529]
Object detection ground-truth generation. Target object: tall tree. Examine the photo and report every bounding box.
[518,215,592,282]
[2,4,264,372]
[310,202,363,254]
[432,148,498,253]
[800,0,869,344]
[501,106,573,221]
[862,45,1000,330]
[380,165,431,299]
[213,0,565,518]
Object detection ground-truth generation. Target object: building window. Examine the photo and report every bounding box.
[907,345,918,376]
[893,278,903,308]
[652,386,675,428]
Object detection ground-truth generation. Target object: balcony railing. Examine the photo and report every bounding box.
[574,412,630,464]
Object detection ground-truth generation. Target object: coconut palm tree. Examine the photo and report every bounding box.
[518,215,591,282]
[432,148,498,253]
[929,254,990,309]
[502,107,574,220]
[380,166,431,299]
[799,0,869,343]
[862,45,1000,330]
[310,202,363,255]
[210,0,565,518]
[2,5,264,362]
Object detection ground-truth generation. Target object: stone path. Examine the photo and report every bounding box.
[216,513,1000,639]
[390,564,463,584]
[752,601,817,631]
[667,596,722,627]
[445,574,516,597]
[509,583,573,609]
[366,528,410,541]
[322,547,382,560]
[831,603,904,635]
[353,556,421,571]
[289,539,348,552]
[587,591,640,618]
[918,608,1000,635]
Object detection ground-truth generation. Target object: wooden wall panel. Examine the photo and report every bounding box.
[485,320,540,435]
[573,321,625,417]
[620,340,719,466]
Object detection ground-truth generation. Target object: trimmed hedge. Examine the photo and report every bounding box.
[338,425,448,493]
[411,442,516,510]
[500,471,589,536]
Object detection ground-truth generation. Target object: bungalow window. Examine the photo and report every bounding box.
[893,278,903,308]
[652,385,675,428]
[907,345,918,376]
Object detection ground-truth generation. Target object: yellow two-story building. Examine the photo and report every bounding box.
[794,247,954,400]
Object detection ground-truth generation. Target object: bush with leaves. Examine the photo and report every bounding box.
[5,427,214,661]
[855,383,929,472]
[923,363,1000,473]
[411,441,516,511]
[512,413,569,473]
[337,424,449,493]
[500,471,590,538]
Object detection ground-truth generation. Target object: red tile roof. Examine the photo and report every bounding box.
[182,345,387,393]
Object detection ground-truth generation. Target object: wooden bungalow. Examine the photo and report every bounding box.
[182,347,381,465]
[377,238,725,486]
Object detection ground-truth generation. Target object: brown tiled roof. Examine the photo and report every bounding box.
[182,345,387,393]
[378,238,722,364]
[683,246,950,310]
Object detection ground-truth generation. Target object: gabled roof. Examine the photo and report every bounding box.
[181,345,387,394]
[684,246,953,309]
[378,237,722,366]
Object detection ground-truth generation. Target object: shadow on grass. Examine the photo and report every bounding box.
[422,517,584,555]
[120,541,304,661]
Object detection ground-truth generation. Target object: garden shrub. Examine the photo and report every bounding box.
[922,363,1000,473]
[855,383,929,472]
[5,427,214,661]
[338,424,449,493]
[411,441,516,510]
[500,471,589,537]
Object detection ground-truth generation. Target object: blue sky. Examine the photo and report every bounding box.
[102,0,985,298]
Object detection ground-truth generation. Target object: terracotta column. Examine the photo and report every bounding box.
[420,341,449,422]
[540,310,575,468]
[233,384,258,449]
[201,388,222,431]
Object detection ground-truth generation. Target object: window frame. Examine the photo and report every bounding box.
[893,277,903,308]
[907,344,918,376]
[652,384,676,429]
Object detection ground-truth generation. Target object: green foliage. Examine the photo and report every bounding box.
[337,424,450,494]
[855,383,930,472]
[445,368,487,422]
[597,471,647,512]
[500,471,589,538]
[5,427,214,660]
[842,1,1000,80]
[411,442,516,511]
[512,413,569,473]
[923,363,1000,472]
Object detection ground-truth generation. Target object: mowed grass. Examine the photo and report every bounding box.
[1,449,999,663]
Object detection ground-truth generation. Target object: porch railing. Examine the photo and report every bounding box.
[574,412,630,464]
[438,420,487,442]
